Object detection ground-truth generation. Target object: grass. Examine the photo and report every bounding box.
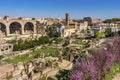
[104,63,120,80]
[73,39,86,45]
[32,46,58,56]
[4,54,33,64]
[4,46,58,64]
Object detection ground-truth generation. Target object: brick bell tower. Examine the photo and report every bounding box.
[65,13,70,26]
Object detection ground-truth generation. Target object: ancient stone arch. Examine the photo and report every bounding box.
[0,17,37,36]
[9,22,22,34]
[24,22,34,34]
[0,22,7,36]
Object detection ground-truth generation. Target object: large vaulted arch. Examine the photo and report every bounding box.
[24,22,34,34]
[9,22,22,34]
[0,22,7,36]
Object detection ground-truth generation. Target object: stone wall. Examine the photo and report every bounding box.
[0,17,37,36]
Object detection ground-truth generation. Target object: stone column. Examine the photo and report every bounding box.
[33,24,36,34]
[21,25,24,35]
[6,24,10,36]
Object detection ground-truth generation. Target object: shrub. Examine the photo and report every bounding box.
[95,32,105,39]
[105,28,115,37]
[62,40,70,47]
[13,36,50,51]
[70,36,120,80]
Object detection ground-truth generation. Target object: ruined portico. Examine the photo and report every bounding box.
[0,16,37,36]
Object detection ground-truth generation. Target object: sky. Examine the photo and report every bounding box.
[0,0,120,20]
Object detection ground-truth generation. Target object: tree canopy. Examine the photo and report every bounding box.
[95,32,105,39]
[46,23,61,37]
[103,18,120,23]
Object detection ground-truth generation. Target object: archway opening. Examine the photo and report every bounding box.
[0,23,6,36]
[9,22,22,34]
[24,22,34,34]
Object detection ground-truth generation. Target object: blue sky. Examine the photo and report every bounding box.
[0,0,120,20]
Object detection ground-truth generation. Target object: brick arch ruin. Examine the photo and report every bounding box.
[9,22,22,35]
[24,22,34,34]
[0,17,37,36]
[0,22,7,36]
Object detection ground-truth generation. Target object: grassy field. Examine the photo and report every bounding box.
[4,54,33,64]
[32,46,58,56]
[4,46,58,64]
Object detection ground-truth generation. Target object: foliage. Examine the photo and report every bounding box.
[73,39,86,45]
[4,46,57,64]
[13,36,49,51]
[87,28,91,33]
[104,63,120,80]
[0,55,4,60]
[46,23,61,37]
[95,32,105,39]
[62,47,71,59]
[32,46,57,57]
[105,28,115,37]
[54,32,61,37]
[81,29,86,33]
[39,76,46,80]
[56,70,72,80]
[38,36,50,44]
[62,40,70,47]
[54,38,65,44]
[103,18,120,23]
[4,54,32,64]
[70,36,120,80]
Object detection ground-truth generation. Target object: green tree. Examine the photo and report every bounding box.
[56,70,71,80]
[95,32,105,39]
[105,28,115,37]
[46,23,61,37]
[103,18,120,23]
[62,40,70,47]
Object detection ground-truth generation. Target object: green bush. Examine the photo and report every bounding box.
[54,38,65,44]
[56,70,71,80]
[105,28,115,37]
[13,36,50,51]
[62,40,69,47]
[95,32,105,39]
[73,39,85,45]
[104,63,120,80]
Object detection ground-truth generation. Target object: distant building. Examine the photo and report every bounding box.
[65,13,70,26]
[56,13,89,37]
[92,23,118,36]
[83,17,102,25]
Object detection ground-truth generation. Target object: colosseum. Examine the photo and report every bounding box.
[0,16,37,36]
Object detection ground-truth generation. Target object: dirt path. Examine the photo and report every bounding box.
[112,73,120,80]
